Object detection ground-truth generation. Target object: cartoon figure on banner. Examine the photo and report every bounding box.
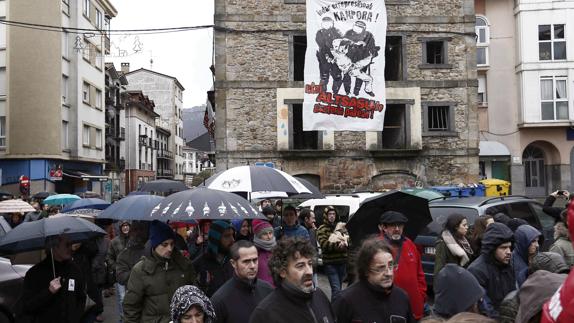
[342,21,380,97]
[315,17,343,94]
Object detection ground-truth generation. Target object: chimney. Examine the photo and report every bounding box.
[121,62,130,74]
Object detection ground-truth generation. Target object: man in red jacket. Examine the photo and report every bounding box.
[541,199,574,322]
[378,211,427,320]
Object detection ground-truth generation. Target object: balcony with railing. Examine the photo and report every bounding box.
[157,168,174,177]
[139,135,148,146]
[157,150,174,160]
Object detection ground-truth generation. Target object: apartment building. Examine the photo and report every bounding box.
[0,0,116,195]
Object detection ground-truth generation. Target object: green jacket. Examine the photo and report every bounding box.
[316,222,347,265]
[123,251,197,323]
[433,238,462,285]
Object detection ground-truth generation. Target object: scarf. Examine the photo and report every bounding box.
[253,235,276,251]
[441,230,472,266]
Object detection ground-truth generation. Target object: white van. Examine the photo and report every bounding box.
[298,192,383,226]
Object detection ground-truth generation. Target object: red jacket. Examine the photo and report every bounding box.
[541,201,574,322]
[380,234,427,319]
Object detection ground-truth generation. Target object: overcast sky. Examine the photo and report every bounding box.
[106,0,214,108]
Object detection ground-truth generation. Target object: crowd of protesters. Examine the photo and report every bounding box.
[7,191,574,323]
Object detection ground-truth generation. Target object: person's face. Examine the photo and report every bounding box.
[32,203,40,211]
[231,246,259,280]
[380,223,404,240]
[121,224,130,235]
[486,218,494,227]
[528,238,539,257]
[275,203,282,212]
[52,236,73,261]
[260,230,274,241]
[321,20,334,29]
[305,213,316,229]
[494,242,512,264]
[261,200,271,208]
[280,252,314,293]
[456,219,469,237]
[180,306,204,323]
[240,221,250,236]
[155,239,175,259]
[283,210,297,226]
[327,210,336,224]
[11,214,21,223]
[352,25,365,34]
[220,228,235,253]
[366,251,394,289]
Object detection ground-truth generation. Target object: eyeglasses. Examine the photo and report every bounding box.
[369,262,397,274]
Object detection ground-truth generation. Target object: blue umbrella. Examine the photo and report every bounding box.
[98,195,164,221]
[127,191,150,196]
[62,198,110,212]
[43,194,81,206]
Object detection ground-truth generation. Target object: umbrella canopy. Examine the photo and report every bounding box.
[401,188,444,201]
[0,217,11,238]
[32,191,55,200]
[62,208,102,218]
[127,190,150,196]
[251,177,324,200]
[150,187,265,220]
[139,179,188,194]
[62,198,110,212]
[346,190,432,243]
[43,194,81,206]
[98,195,164,221]
[0,216,106,254]
[204,166,311,197]
[0,199,36,213]
[75,191,102,199]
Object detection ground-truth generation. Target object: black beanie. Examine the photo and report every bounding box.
[149,220,175,249]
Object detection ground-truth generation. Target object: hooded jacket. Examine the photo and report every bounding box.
[549,222,574,267]
[433,264,484,318]
[516,270,566,323]
[123,251,196,323]
[511,225,542,287]
[467,222,515,315]
[115,238,146,286]
[107,228,130,273]
[211,275,273,323]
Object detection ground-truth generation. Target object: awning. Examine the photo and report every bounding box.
[479,141,511,156]
[64,170,109,182]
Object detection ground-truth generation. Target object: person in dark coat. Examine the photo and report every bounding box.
[543,190,569,222]
[231,219,252,241]
[193,220,235,297]
[249,237,335,323]
[274,206,310,241]
[108,220,130,322]
[432,264,485,319]
[511,224,542,287]
[469,215,494,259]
[19,235,86,323]
[262,205,281,229]
[171,285,216,323]
[342,20,379,96]
[211,240,273,323]
[315,16,343,93]
[333,238,414,323]
[467,222,515,318]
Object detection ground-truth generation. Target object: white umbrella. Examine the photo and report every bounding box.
[0,199,35,213]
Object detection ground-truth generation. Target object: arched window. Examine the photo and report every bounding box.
[476,16,489,66]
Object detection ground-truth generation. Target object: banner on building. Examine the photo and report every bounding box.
[304,0,387,131]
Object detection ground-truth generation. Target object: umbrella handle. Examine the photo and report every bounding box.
[50,248,55,279]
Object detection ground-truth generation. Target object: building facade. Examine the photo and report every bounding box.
[123,90,158,192]
[123,66,186,181]
[214,0,479,192]
[156,126,174,179]
[0,0,116,195]
[477,0,574,197]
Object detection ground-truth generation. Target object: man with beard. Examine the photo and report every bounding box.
[211,240,273,323]
[378,211,427,320]
[193,220,236,297]
[249,237,335,323]
[342,20,379,96]
[334,238,414,323]
[315,16,343,93]
[468,222,515,318]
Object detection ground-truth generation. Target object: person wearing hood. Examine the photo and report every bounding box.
[232,219,252,241]
[433,214,474,281]
[211,240,273,323]
[170,285,216,323]
[467,222,515,318]
[123,220,197,323]
[511,224,542,287]
[432,264,485,319]
[333,238,414,323]
[261,205,281,228]
[252,219,276,286]
[249,237,335,323]
[378,210,427,320]
[108,221,131,322]
[317,206,348,301]
[192,220,235,297]
[274,206,310,241]
[549,211,574,267]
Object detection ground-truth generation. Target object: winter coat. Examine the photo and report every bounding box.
[123,251,196,323]
[249,283,335,323]
[211,275,273,323]
[192,252,234,297]
[511,225,542,287]
[549,222,574,267]
[317,222,347,265]
[255,247,274,286]
[467,223,516,316]
[379,234,427,320]
[543,195,565,222]
[107,232,129,279]
[92,236,109,285]
[333,280,415,323]
[19,257,86,323]
[115,240,146,286]
[274,223,310,241]
[433,264,484,319]
[433,230,473,284]
[516,270,566,323]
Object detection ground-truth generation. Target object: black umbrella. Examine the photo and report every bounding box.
[98,195,164,221]
[32,191,55,199]
[346,190,432,243]
[150,187,266,220]
[250,177,325,200]
[140,179,188,194]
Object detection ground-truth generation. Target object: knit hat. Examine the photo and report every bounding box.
[170,285,216,323]
[507,218,528,232]
[149,220,175,249]
[528,252,570,274]
[208,220,233,255]
[253,219,273,238]
[433,264,484,318]
[261,206,275,215]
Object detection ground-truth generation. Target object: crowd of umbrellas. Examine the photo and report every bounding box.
[0,165,434,277]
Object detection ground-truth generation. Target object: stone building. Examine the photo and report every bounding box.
[214,0,479,192]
